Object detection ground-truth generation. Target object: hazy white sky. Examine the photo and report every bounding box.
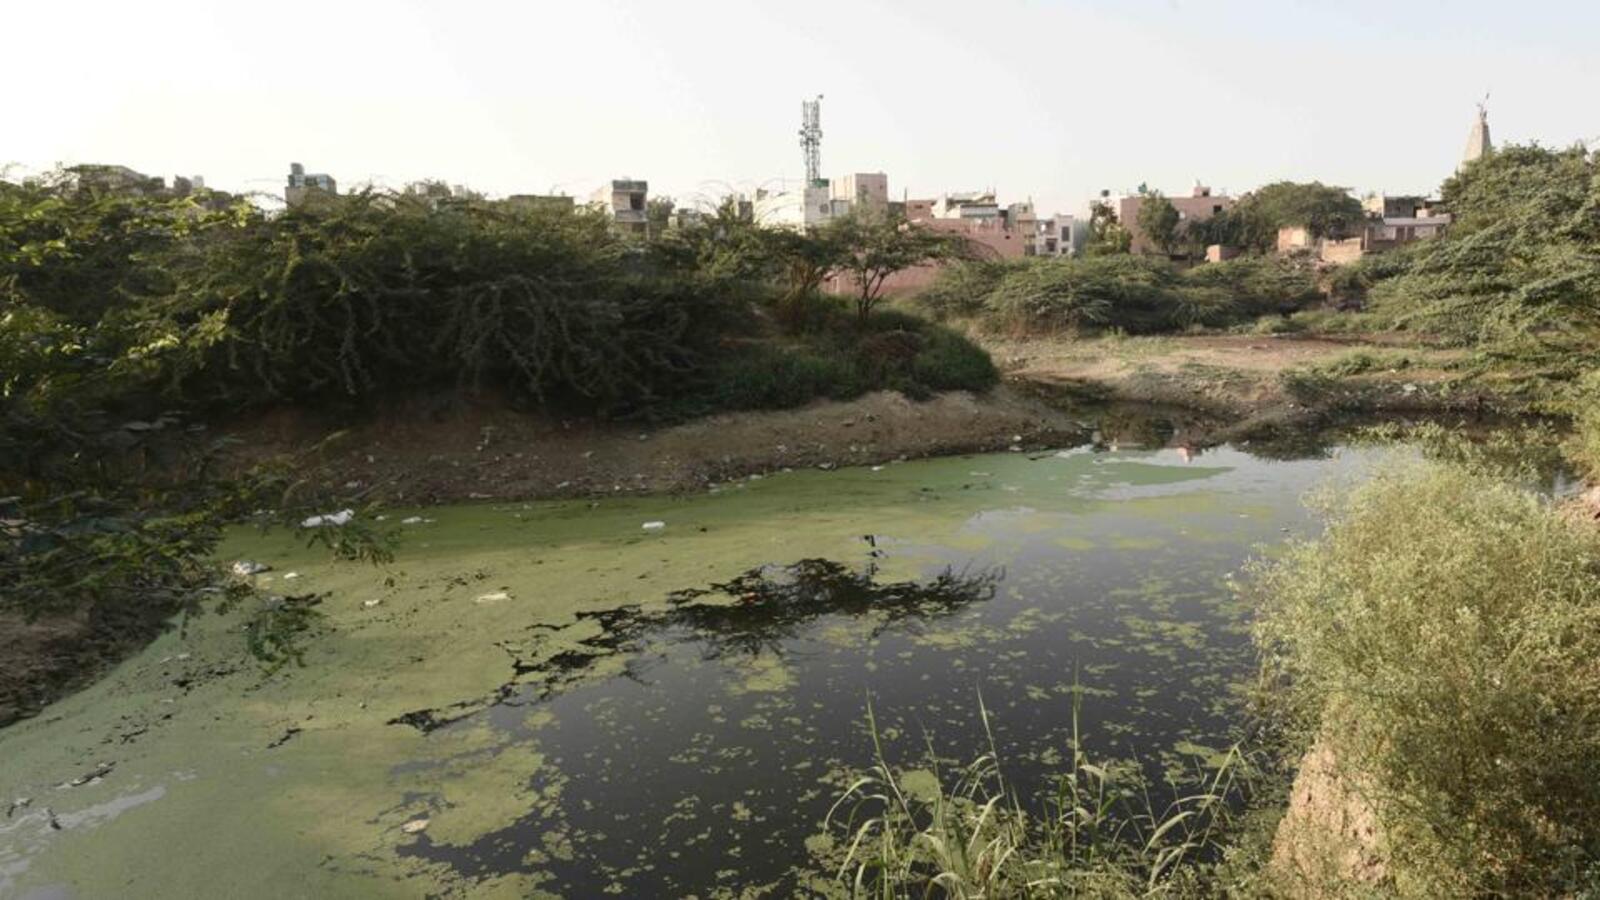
[7,0,1597,215]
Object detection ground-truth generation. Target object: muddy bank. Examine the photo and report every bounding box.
[991,333,1539,423]
[218,386,1095,504]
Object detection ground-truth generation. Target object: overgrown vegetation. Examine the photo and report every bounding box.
[1248,456,1600,895]
[917,254,1319,336]
[820,695,1265,898]
[0,173,993,708]
[1339,144,1600,352]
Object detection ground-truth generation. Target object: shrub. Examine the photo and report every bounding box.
[1180,254,1320,318]
[986,256,1179,335]
[1248,459,1600,894]
[915,260,1008,320]
[1565,368,1600,477]
[911,326,999,392]
[704,345,864,411]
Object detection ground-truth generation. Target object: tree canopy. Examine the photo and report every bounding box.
[1135,193,1182,255]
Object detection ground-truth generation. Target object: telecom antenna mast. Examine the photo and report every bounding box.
[800,95,823,186]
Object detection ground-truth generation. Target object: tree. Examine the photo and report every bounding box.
[1228,182,1365,251]
[1085,200,1132,256]
[831,213,964,325]
[757,225,846,313]
[646,195,675,236]
[1136,192,1182,256]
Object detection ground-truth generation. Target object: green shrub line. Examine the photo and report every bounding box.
[0,174,999,689]
[916,254,1320,336]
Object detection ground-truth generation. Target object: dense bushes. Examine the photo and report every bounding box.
[0,175,999,696]
[1357,144,1600,346]
[918,254,1319,335]
[695,311,997,413]
[1249,459,1600,894]
[2,181,996,420]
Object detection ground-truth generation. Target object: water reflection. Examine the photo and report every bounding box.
[392,445,1365,895]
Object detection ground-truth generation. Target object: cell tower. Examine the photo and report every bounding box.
[799,95,823,186]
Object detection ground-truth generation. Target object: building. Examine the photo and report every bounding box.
[1276,211,1450,263]
[1005,202,1038,255]
[1037,213,1088,257]
[930,191,1000,221]
[506,194,575,214]
[752,181,842,229]
[830,173,889,215]
[63,164,166,196]
[285,162,337,208]
[590,178,649,236]
[1361,194,1440,218]
[62,165,216,199]
[1102,184,1234,255]
[1462,100,1492,166]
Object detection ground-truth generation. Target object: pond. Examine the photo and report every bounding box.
[0,440,1382,898]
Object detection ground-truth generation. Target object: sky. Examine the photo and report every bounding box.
[6,0,1598,215]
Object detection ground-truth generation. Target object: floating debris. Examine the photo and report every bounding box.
[401,817,431,834]
[641,521,666,531]
[300,509,354,528]
[474,591,511,605]
[283,572,300,580]
[59,761,114,789]
[231,560,271,577]
[401,516,433,525]
[363,598,383,609]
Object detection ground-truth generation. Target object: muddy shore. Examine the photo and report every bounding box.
[218,386,1100,505]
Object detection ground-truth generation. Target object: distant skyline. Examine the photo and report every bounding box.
[7,0,1598,215]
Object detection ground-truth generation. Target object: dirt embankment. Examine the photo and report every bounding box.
[988,332,1528,420]
[219,386,1096,505]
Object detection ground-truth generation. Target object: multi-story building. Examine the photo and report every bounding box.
[285,162,337,208]
[1102,184,1234,255]
[830,173,889,215]
[1036,213,1087,257]
[931,191,1000,221]
[1005,201,1038,255]
[590,179,650,236]
[753,181,842,229]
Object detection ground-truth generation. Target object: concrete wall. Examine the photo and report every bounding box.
[1319,238,1365,265]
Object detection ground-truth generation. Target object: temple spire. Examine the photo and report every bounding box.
[1463,94,1492,166]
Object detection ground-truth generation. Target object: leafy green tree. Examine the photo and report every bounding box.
[1135,192,1182,255]
[1085,200,1131,256]
[646,195,675,235]
[1227,181,1365,251]
[831,213,964,324]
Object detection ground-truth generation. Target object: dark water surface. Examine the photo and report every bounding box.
[397,444,1375,896]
